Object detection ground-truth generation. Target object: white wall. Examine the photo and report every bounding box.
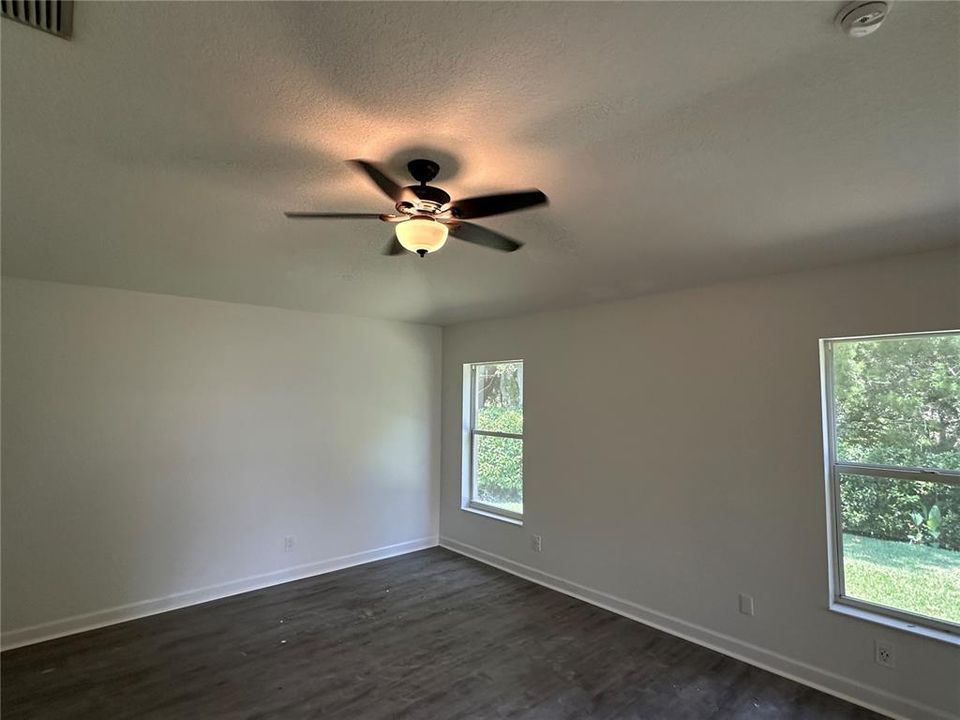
[440,247,960,720]
[1,278,441,641]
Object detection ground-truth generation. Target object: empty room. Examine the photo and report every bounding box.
[1,1,958,718]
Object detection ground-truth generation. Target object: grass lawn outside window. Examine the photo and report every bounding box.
[842,533,960,625]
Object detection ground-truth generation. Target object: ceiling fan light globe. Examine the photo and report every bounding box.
[396,217,448,255]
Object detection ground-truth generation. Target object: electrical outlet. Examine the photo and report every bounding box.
[875,640,895,668]
[738,593,755,616]
[531,534,542,552]
[283,535,295,552]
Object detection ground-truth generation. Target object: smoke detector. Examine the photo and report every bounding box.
[836,1,889,37]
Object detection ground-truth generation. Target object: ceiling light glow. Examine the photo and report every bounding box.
[395,217,448,257]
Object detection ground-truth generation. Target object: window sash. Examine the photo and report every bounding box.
[466,362,524,520]
[830,465,960,636]
[834,462,960,487]
[467,498,524,522]
[473,429,523,440]
[823,336,960,636]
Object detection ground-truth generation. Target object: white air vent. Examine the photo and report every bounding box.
[1,0,73,39]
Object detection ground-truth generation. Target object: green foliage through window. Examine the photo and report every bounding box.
[839,474,960,552]
[830,332,959,628]
[833,334,960,553]
[834,334,960,471]
[475,433,523,507]
[471,362,524,513]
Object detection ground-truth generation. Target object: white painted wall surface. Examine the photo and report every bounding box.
[440,248,960,720]
[1,279,441,640]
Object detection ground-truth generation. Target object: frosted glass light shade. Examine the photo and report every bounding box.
[395,217,448,255]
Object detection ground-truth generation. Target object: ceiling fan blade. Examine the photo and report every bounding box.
[448,190,547,220]
[284,212,386,219]
[350,160,405,202]
[383,236,406,256]
[448,222,523,252]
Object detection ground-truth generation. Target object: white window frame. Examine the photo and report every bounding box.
[461,360,524,524]
[821,330,960,641]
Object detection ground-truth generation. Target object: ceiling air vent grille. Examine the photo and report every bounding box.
[1,0,73,39]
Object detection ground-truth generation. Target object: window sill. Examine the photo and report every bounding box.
[461,504,523,526]
[830,601,960,646]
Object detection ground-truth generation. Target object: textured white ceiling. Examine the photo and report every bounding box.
[2,1,958,324]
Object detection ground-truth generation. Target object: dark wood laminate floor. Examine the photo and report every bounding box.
[2,548,886,720]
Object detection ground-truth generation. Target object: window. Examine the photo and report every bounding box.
[463,360,523,522]
[822,331,960,637]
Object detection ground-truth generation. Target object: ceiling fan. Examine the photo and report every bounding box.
[285,159,548,257]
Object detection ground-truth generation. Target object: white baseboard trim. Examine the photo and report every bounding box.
[2,536,438,651]
[440,537,956,720]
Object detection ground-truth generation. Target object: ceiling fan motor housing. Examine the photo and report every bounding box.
[403,184,451,210]
[398,160,450,214]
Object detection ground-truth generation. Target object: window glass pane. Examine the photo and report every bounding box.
[833,334,960,471]
[839,473,960,625]
[474,362,523,434]
[473,434,523,514]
